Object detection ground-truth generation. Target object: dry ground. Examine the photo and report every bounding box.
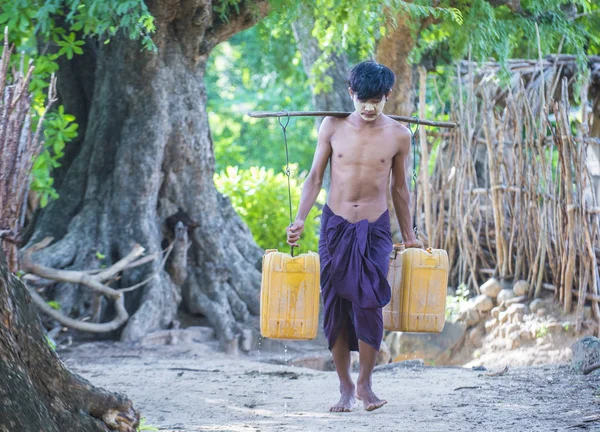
[59,339,600,432]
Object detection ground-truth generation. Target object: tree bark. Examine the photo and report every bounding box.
[26,0,268,346]
[0,247,139,432]
[375,13,417,117]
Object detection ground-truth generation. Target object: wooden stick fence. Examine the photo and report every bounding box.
[420,57,600,333]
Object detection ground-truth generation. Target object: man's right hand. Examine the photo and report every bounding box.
[287,220,305,247]
[405,239,425,249]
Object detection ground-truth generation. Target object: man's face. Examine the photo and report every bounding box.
[351,92,387,122]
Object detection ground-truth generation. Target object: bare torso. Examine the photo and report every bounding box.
[326,113,406,223]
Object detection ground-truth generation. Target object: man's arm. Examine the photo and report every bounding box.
[390,128,422,247]
[287,117,333,247]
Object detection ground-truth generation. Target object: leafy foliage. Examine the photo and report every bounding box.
[0,0,156,206]
[446,284,470,322]
[214,165,325,253]
[206,24,318,174]
[137,418,159,432]
[412,0,600,65]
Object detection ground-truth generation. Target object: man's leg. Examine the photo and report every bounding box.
[356,340,387,411]
[329,325,356,412]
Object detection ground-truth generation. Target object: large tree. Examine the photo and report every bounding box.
[7,0,599,348]
[0,246,139,431]
[11,0,268,347]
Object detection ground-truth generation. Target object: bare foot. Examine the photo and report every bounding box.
[356,384,387,412]
[329,384,356,412]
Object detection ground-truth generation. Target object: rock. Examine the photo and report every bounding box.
[485,319,498,333]
[480,278,503,299]
[537,308,547,317]
[506,323,521,335]
[240,329,253,352]
[497,289,516,304]
[520,328,533,342]
[377,340,391,365]
[530,299,545,313]
[571,336,600,374]
[507,304,529,322]
[505,295,528,306]
[290,355,334,371]
[468,326,485,346]
[513,280,530,297]
[506,331,522,349]
[491,306,502,319]
[547,321,563,332]
[498,310,509,324]
[473,295,494,312]
[388,322,467,365]
[460,308,481,327]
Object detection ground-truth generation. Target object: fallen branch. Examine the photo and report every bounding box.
[27,287,129,333]
[20,237,172,333]
[21,238,144,299]
[119,243,173,293]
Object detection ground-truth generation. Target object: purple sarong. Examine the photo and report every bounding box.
[319,204,393,352]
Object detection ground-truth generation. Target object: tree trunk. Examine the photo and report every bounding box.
[0,247,139,432]
[26,1,268,347]
[375,14,417,117]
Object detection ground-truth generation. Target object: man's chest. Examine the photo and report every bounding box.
[330,134,396,167]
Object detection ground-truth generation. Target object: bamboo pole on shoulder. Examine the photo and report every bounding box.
[247,111,458,129]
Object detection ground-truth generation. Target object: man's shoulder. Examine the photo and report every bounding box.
[322,115,346,126]
[382,115,411,138]
[319,116,345,135]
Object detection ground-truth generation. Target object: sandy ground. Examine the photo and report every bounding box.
[60,339,600,432]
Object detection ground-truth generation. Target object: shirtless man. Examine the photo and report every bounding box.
[286,61,423,412]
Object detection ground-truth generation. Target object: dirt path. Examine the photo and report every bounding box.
[60,341,600,432]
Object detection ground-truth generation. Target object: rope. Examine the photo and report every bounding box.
[278,110,295,257]
[409,118,420,239]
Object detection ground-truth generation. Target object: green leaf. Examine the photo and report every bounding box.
[47,301,61,310]
[95,251,106,260]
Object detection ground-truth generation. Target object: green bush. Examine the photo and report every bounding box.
[215,165,325,254]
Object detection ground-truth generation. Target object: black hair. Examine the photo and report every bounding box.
[347,61,395,101]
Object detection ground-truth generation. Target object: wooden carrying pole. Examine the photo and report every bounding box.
[247,111,457,129]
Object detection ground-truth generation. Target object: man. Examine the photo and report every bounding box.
[286,60,423,412]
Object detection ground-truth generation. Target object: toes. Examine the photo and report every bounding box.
[365,400,387,412]
[330,404,353,413]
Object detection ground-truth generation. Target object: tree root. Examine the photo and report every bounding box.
[20,237,172,333]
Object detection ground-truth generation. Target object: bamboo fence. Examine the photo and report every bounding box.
[419,56,600,331]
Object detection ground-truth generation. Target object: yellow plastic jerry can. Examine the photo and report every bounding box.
[260,249,320,340]
[383,243,449,333]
